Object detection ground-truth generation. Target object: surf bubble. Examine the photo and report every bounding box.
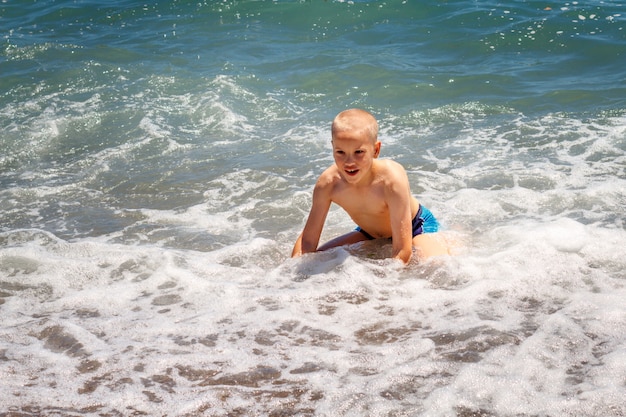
[529,217,588,253]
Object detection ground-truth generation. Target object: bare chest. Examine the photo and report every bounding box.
[331,184,388,217]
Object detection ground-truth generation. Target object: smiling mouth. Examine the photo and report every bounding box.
[346,169,359,176]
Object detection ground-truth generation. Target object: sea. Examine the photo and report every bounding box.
[1,0,625,416]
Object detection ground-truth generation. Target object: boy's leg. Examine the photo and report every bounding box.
[317,231,370,252]
[412,233,449,258]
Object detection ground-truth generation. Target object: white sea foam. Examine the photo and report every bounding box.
[1,204,624,415]
[2,94,624,414]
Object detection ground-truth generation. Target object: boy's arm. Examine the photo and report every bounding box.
[291,177,332,257]
[386,166,414,264]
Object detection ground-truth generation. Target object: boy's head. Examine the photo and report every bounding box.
[331,109,379,144]
[330,109,381,183]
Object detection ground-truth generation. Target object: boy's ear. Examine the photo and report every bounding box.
[374,141,381,157]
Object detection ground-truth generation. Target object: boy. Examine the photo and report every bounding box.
[291,109,449,265]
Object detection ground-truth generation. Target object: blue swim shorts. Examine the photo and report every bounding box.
[356,204,439,240]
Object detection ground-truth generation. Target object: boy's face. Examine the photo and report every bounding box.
[331,129,381,184]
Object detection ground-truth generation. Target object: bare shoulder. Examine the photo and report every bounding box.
[315,165,342,189]
[375,159,410,184]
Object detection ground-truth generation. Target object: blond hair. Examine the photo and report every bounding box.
[331,109,379,143]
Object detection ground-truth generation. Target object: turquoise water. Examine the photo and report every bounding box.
[1,1,625,415]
